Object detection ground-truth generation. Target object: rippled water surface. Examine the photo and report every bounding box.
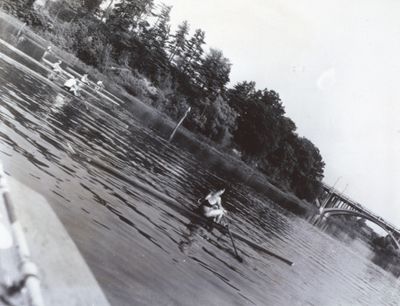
[1,54,399,306]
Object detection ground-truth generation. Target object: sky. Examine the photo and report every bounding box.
[160,0,400,228]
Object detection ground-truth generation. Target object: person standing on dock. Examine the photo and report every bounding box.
[48,60,62,80]
[198,189,227,224]
[41,46,52,61]
[81,74,89,84]
[95,80,104,93]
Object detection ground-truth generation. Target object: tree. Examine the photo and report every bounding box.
[128,5,171,82]
[289,137,324,200]
[197,48,231,96]
[2,0,41,25]
[178,28,205,77]
[228,81,257,112]
[168,20,189,62]
[202,95,238,145]
[71,19,109,67]
[83,0,102,12]
[146,4,171,49]
[104,0,154,71]
[231,86,287,157]
[107,0,154,32]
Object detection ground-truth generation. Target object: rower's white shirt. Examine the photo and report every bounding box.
[206,193,222,207]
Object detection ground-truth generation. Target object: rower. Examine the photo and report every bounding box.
[198,189,227,224]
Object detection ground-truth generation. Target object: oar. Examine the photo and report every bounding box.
[229,230,295,266]
[222,216,294,266]
[225,223,243,263]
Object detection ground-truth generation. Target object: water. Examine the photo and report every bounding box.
[1,53,399,306]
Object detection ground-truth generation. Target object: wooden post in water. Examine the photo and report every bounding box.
[168,107,191,142]
[16,22,26,38]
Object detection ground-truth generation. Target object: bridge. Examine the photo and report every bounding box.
[314,183,400,249]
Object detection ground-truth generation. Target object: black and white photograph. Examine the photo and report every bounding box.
[0,0,399,305]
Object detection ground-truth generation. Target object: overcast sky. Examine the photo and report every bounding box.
[162,0,400,228]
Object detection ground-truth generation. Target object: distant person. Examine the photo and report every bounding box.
[63,77,81,97]
[198,189,227,224]
[81,74,89,84]
[42,46,52,61]
[95,80,104,92]
[17,35,25,44]
[48,60,63,80]
[72,81,83,97]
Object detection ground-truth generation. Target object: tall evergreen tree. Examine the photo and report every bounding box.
[178,28,205,76]
[168,20,189,62]
[147,4,171,49]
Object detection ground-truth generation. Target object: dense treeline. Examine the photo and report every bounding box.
[2,0,325,201]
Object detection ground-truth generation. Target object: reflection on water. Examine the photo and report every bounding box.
[1,55,400,306]
[179,217,212,255]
